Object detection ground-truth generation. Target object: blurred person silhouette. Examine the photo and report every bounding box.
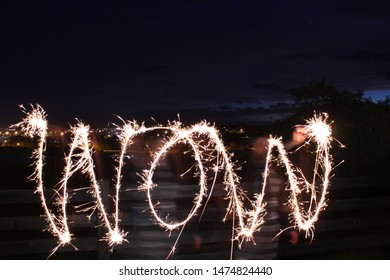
[234,127,306,259]
[172,141,229,257]
[115,135,180,259]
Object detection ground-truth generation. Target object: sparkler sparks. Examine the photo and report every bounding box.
[13,105,71,252]
[15,105,335,256]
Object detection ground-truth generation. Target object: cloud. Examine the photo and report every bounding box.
[330,50,390,64]
[128,66,176,76]
[285,53,323,61]
[247,82,289,92]
[330,0,390,19]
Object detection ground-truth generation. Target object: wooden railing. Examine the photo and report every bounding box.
[0,176,389,259]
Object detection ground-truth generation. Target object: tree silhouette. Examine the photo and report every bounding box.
[278,78,390,177]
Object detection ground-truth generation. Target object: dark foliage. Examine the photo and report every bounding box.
[277,78,390,177]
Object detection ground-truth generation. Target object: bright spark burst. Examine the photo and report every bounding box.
[15,105,335,256]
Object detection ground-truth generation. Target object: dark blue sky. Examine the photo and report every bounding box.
[1,0,390,126]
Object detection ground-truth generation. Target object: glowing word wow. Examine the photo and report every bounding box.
[15,105,334,255]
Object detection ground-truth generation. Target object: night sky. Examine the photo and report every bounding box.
[1,0,390,127]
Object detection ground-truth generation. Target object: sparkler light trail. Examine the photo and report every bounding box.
[254,114,332,240]
[15,105,335,256]
[13,105,71,253]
